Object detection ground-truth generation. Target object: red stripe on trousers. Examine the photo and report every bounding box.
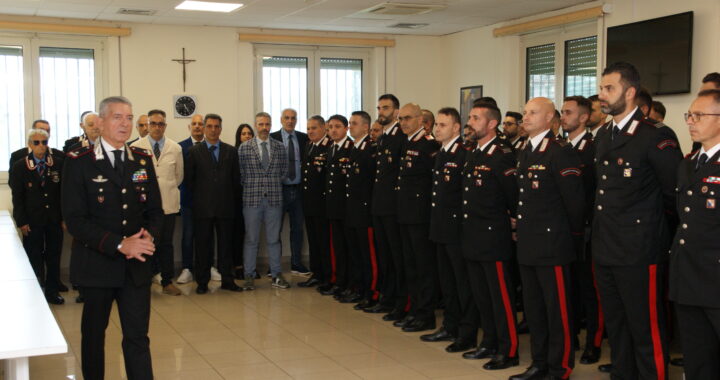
[496,261,518,357]
[591,260,605,348]
[554,265,573,379]
[648,264,666,380]
[329,224,337,284]
[367,227,379,300]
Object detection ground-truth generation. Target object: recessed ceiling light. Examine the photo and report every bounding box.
[175,1,243,13]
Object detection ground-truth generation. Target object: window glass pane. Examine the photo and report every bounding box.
[39,47,95,150]
[565,36,597,97]
[0,45,25,171]
[526,43,555,101]
[320,58,362,119]
[262,56,308,132]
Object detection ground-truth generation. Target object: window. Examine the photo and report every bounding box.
[564,36,598,97]
[526,43,556,100]
[262,56,308,130]
[0,46,26,170]
[320,58,362,118]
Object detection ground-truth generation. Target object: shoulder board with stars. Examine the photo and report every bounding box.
[67,146,92,159]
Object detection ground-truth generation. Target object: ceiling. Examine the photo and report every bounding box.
[0,0,594,36]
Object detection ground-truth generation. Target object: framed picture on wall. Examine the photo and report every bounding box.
[460,85,483,127]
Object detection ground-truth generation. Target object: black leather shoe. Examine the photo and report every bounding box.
[58,282,69,292]
[402,319,435,332]
[598,363,612,373]
[320,285,340,296]
[298,277,320,288]
[316,283,332,293]
[340,292,363,304]
[420,328,455,342]
[46,293,65,305]
[364,303,393,314]
[383,310,406,321]
[354,299,376,310]
[445,339,476,353]
[393,315,415,327]
[670,357,684,367]
[196,284,209,294]
[483,354,519,370]
[221,282,243,292]
[580,346,601,364]
[335,288,353,300]
[508,365,548,380]
[235,267,245,280]
[462,346,496,360]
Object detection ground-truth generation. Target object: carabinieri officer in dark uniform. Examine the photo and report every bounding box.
[395,103,440,333]
[62,96,162,380]
[423,107,478,353]
[512,97,585,380]
[670,89,720,380]
[461,103,520,370]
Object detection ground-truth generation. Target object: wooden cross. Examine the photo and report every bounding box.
[171,48,196,92]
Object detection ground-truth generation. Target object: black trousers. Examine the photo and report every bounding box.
[152,213,176,286]
[399,223,436,322]
[194,217,234,286]
[81,282,152,380]
[436,243,478,342]
[676,303,720,380]
[232,206,245,269]
[468,260,518,357]
[26,223,63,293]
[571,254,604,350]
[373,214,405,310]
[346,226,380,300]
[520,264,575,379]
[595,263,668,380]
[305,215,330,282]
[329,219,349,288]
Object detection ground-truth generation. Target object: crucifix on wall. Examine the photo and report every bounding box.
[172,47,196,92]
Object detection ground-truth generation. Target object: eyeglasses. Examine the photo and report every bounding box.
[31,140,48,146]
[149,122,167,127]
[684,112,720,122]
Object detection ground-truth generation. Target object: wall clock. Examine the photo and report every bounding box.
[174,95,197,118]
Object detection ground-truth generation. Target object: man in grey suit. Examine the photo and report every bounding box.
[239,112,290,290]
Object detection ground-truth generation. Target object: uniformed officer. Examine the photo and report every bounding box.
[63,111,98,152]
[671,89,720,379]
[511,97,585,380]
[62,96,162,380]
[343,111,378,308]
[321,115,354,298]
[395,103,440,333]
[10,128,65,305]
[593,62,682,380]
[560,96,603,364]
[460,103,520,370]
[366,94,408,318]
[422,107,478,352]
[504,111,526,151]
[298,116,332,288]
[9,120,65,177]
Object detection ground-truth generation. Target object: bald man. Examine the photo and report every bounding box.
[511,97,585,380]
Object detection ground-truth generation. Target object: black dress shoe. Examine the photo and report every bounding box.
[298,277,320,288]
[445,340,476,353]
[320,285,340,296]
[354,299,376,310]
[393,315,415,327]
[364,303,393,314]
[420,328,455,342]
[196,284,209,294]
[335,288,353,300]
[316,283,333,293]
[517,319,529,334]
[598,363,612,373]
[383,310,406,321]
[580,346,601,364]
[235,267,245,280]
[340,292,363,304]
[508,365,548,380]
[46,293,65,305]
[483,354,519,370]
[58,282,69,292]
[670,357,684,367]
[462,346,496,360]
[402,319,435,332]
[221,282,243,292]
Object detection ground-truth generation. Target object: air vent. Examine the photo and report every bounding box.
[117,8,157,16]
[347,2,446,19]
[388,23,429,29]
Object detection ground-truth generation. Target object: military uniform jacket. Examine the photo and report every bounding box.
[592,109,682,266]
[371,123,407,216]
[62,143,163,288]
[573,132,597,227]
[302,135,331,218]
[429,137,466,244]
[461,138,518,261]
[10,153,63,227]
[345,136,377,228]
[670,151,720,308]
[516,131,585,266]
[325,138,353,220]
[397,128,440,224]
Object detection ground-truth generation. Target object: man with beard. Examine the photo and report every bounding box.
[593,62,682,380]
[586,95,606,138]
[503,111,526,150]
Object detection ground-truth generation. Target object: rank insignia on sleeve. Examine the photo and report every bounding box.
[656,139,677,150]
[560,167,581,176]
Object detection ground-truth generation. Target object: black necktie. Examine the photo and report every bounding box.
[287,134,296,181]
[612,125,621,140]
[526,141,533,152]
[112,149,124,177]
[696,153,708,171]
[331,144,338,159]
[209,145,218,164]
[153,142,161,159]
[37,161,46,186]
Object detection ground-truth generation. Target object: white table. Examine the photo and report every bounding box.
[0,211,67,380]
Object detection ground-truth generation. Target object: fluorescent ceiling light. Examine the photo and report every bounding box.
[175,1,243,13]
